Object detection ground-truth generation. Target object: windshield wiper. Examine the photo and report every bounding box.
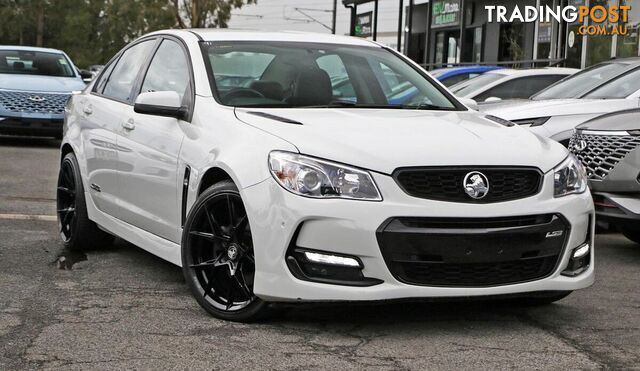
[401,103,455,111]
[300,102,404,109]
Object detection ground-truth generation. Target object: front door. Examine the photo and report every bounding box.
[115,38,192,243]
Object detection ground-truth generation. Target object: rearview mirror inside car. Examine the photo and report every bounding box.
[134,91,187,119]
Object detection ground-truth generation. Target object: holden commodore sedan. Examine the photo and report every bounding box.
[58,30,595,322]
[0,46,88,138]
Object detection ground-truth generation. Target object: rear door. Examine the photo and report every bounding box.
[114,37,192,243]
[80,39,156,217]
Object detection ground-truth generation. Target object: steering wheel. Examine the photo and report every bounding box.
[223,88,265,101]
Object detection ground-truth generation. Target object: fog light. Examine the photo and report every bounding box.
[573,243,589,258]
[562,243,590,277]
[303,251,361,267]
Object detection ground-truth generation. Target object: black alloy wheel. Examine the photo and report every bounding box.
[182,180,267,322]
[57,157,77,243]
[56,152,114,250]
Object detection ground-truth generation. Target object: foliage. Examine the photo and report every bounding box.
[0,0,256,67]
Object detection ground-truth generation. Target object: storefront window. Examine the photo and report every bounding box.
[586,0,615,66]
[499,23,526,61]
[617,0,640,57]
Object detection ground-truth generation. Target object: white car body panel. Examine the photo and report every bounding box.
[482,98,640,142]
[61,29,595,302]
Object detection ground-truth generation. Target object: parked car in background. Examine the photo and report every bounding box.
[430,65,503,87]
[59,30,594,322]
[0,46,86,138]
[569,109,640,245]
[450,68,578,103]
[482,58,640,145]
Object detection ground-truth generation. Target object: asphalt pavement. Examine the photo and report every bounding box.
[0,136,638,370]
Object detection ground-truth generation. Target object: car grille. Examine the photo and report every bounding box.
[0,90,70,115]
[376,214,568,287]
[393,167,542,203]
[569,131,640,181]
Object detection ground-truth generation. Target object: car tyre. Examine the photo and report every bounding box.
[56,152,114,250]
[622,229,640,245]
[182,180,268,322]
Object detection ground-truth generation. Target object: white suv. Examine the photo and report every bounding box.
[58,30,595,322]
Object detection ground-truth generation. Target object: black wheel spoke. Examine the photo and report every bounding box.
[233,215,248,234]
[189,230,230,243]
[235,267,252,299]
[202,278,214,298]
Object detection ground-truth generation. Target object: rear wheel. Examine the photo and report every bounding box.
[182,181,267,322]
[57,152,113,250]
[622,229,640,245]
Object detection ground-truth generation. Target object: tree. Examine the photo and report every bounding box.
[170,0,257,28]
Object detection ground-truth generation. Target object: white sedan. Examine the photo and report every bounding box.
[58,29,594,322]
[450,67,578,103]
[482,58,640,145]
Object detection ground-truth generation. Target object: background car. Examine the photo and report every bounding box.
[450,67,578,103]
[482,58,640,145]
[0,46,86,138]
[569,109,640,245]
[430,65,503,87]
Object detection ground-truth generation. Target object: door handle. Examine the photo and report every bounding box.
[83,105,93,115]
[122,119,135,131]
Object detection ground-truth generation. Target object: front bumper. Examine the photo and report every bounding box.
[592,192,640,230]
[0,116,63,137]
[243,171,595,302]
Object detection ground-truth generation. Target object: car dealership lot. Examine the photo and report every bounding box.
[0,137,639,370]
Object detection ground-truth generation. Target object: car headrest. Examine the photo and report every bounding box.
[12,61,25,70]
[287,67,333,106]
[249,81,284,101]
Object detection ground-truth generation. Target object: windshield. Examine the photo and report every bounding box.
[450,73,505,97]
[0,50,76,77]
[201,41,459,110]
[532,62,627,100]
[583,67,640,99]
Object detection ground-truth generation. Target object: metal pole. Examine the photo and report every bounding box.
[407,0,414,56]
[397,0,403,51]
[350,5,358,36]
[373,0,379,41]
[332,0,337,34]
[459,0,465,63]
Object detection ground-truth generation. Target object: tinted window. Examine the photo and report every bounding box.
[0,50,75,77]
[93,60,117,94]
[202,41,458,110]
[475,75,567,101]
[102,40,155,102]
[441,73,470,87]
[140,40,191,100]
[532,62,627,100]
[584,67,640,99]
[451,73,505,97]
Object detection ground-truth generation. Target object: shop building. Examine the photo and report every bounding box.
[343,0,640,70]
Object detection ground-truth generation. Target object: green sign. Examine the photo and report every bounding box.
[432,0,460,28]
[356,11,372,37]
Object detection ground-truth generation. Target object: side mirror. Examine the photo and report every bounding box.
[458,97,479,111]
[134,91,186,119]
[484,97,502,103]
[79,69,94,83]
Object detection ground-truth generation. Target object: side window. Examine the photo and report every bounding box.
[316,54,355,101]
[441,73,469,87]
[475,75,566,101]
[92,60,117,94]
[140,39,191,101]
[102,40,155,102]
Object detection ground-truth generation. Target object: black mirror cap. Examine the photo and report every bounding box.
[134,103,188,120]
[79,69,94,80]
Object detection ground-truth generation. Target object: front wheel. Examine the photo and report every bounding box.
[182,181,268,322]
[622,229,640,245]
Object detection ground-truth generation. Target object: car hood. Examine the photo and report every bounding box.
[577,109,640,131]
[235,108,568,174]
[481,98,639,120]
[0,74,85,93]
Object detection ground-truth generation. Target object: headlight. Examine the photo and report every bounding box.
[554,154,588,197]
[511,117,550,127]
[268,151,382,200]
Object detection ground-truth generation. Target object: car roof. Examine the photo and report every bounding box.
[485,67,578,76]
[150,29,378,47]
[0,45,65,54]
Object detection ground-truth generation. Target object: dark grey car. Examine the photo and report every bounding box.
[569,109,640,244]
